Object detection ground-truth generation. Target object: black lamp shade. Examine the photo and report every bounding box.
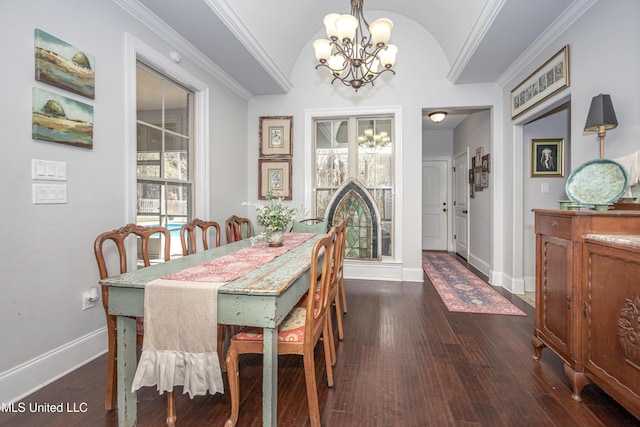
[584,94,618,132]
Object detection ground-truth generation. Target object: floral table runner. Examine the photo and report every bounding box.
[131,233,314,397]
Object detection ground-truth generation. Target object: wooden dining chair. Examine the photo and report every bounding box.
[93,223,171,411]
[225,230,336,427]
[179,218,221,255]
[224,215,252,244]
[336,217,349,317]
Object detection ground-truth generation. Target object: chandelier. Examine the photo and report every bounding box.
[312,0,398,91]
[358,128,391,152]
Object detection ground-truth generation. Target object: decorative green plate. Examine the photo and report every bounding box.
[565,159,628,206]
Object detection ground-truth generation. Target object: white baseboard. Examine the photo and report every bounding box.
[0,327,107,404]
[468,254,491,277]
[344,260,403,282]
[524,275,536,293]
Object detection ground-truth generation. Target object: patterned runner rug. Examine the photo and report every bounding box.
[422,253,526,316]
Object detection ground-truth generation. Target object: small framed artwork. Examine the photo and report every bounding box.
[474,167,483,191]
[35,29,95,99]
[481,172,489,188]
[482,154,490,172]
[531,138,564,177]
[510,45,569,119]
[259,116,293,157]
[475,147,483,165]
[32,87,93,149]
[468,168,474,185]
[259,159,292,200]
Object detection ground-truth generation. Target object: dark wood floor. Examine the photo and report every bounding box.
[3,255,639,427]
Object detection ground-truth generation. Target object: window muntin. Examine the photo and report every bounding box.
[313,116,394,258]
[136,63,194,259]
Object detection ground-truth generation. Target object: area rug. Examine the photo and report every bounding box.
[422,253,526,316]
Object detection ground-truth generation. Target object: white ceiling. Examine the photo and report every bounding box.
[124,0,584,132]
[128,0,578,98]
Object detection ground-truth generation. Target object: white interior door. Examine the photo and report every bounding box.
[422,160,448,251]
[453,151,469,259]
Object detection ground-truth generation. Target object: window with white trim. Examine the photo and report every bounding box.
[313,116,394,258]
[135,62,194,258]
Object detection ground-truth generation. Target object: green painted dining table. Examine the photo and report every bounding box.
[100,233,323,427]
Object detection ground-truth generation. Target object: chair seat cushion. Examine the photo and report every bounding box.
[235,307,308,343]
[292,220,327,233]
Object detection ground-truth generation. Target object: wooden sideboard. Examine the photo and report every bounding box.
[532,209,640,419]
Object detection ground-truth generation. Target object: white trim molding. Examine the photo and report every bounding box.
[0,328,107,404]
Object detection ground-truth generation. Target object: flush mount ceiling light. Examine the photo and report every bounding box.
[429,112,447,123]
[312,0,397,91]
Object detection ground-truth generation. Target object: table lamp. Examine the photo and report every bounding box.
[584,93,618,159]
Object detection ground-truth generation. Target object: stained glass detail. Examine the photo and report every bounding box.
[327,179,381,260]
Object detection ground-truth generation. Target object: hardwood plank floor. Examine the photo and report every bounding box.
[2,259,639,426]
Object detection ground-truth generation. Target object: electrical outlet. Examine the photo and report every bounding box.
[541,182,550,194]
[82,291,96,310]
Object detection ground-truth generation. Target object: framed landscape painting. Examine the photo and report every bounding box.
[32,87,94,149]
[35,29,95,99]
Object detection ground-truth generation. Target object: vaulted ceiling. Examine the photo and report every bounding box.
[123,0,579,100]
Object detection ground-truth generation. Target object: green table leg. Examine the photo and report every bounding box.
[117,316,137,427]
[262,327,278,427]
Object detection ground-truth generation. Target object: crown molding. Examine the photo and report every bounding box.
[496,0,597,88]
[447,0,507,84]
[205,0,293,93]
[112,0,253,101]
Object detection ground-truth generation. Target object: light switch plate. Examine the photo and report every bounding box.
[33,183,67,204]
[32,159,67,181]
[541,182,550,194]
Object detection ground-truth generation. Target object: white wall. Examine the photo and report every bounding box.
[522,107,570,291]
[497,0,640,292]
[0,0,248,403]
[248,12,500,281]
[423,130,454,158]
[453,111,492,274]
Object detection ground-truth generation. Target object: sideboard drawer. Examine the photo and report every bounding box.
[537,215,572,239]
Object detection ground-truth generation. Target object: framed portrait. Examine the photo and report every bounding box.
[531,138,564,177]
[259,159,292,200]
[259,116,293,157]
[510,45,570,119]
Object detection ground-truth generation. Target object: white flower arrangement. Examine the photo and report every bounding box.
[243,191,297,233]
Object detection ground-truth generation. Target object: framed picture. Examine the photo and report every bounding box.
[531,138,564,177]
[468,168,474,185]
[481,172,489,188]
[259,159,292,200]
[259,116,293,157]
[510,45,569,119]
[32,87,93,149]
[474,167,483,191]
[475,147,483,165]
[35,29,95,99]
[482,154,490,172]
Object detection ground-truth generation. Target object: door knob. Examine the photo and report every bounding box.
[443,208,447,212]
[463,210,468,214]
